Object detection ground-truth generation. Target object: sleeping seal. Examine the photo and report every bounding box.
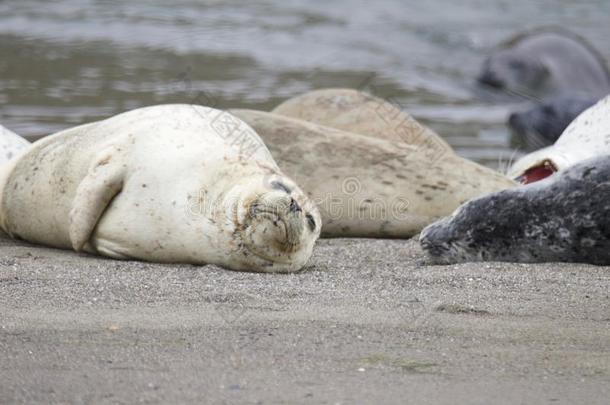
[0,105,321,272]
[272,88,453,161]
[508,95,610,184]
[231,109,516,238]
[420,155,610,265]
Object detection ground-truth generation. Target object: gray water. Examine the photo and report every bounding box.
[1,0,609,168]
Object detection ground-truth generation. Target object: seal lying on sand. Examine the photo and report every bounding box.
[0,105,321,272]
[0,124,30,164]
[477,29,610,100]
[508,95,597,151]
[420,155,610,265]
[231,109,516,238]
[272,88,452,159]
[508,95,610,184]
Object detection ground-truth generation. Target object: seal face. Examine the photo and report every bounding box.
[478,29,610,100]
[0,105,321,272]
[509,95,610,184]
[508,95,597,151]
[420,155,610,265]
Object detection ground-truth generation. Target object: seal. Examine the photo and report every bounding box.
[0,124,30,165]
[0,105,321,272]
[272,88,452,156]
[420,155,610,265]
[508,95,597,151]
[508,95,610,184]
[230,109,516,238]
[478,29,610,100]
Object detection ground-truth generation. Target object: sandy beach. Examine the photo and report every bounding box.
[1,233,608,404]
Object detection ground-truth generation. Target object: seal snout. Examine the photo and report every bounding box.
[419,213,473,265]
[233,183,321,273]
[244,192,306,253]
[508,111,526,133]
[478,69,505,89]
[288,197,301,213]
[419,221,452,258]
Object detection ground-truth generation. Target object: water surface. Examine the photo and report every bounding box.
[1,0,609,168]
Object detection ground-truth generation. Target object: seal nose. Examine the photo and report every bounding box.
[478,70,504,89]
[508,112,525,132]
[288,197,301,214]
[419,221,455,262]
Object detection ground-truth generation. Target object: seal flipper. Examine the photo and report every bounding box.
[69,147,127,252]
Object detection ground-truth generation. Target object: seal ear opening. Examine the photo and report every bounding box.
[69,148,127,252]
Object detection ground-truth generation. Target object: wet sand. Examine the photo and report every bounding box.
[0,234,608,404]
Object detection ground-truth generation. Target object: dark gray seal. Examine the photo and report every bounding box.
[420,155,610,265]
[508,95,598,150]
[477,29,610,100]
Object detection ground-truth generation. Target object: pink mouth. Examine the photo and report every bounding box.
[516,160,558,184]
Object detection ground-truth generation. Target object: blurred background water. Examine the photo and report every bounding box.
[1,0,609,168]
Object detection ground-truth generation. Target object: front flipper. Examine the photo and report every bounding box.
[69,146,128,251]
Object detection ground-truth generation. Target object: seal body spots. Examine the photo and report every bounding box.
[271,88,453,156]
[420,155,610,265]
[508,95,597,151]
[0,105,321,272]
[509,95,610,183]
[0,125,30,165]
[478,30,610,99]
[231,109,516,238]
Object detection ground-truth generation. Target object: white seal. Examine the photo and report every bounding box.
[509,95,610,183]
[0,124,30,165]
[0,105,321,272]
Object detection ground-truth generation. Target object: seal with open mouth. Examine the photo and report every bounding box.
[508,95,610,184]
[0,105,320,272]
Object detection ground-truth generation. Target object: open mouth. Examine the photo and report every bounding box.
[515,159,558,184]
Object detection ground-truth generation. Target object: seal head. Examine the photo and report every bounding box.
[420,155,610,265]
[478,29,610,100]
[224,175,321,272]
[508,96,597,151]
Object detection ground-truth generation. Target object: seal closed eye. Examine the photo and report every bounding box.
[306,213,316,232]
[0,105,322,273]
[271,180,292,193]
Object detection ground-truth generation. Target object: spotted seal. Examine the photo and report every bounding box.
[420,155,610,265]
[508,95,610,184]
[0,105,321,272]
[0,124,30,165]
[272,88,453,155]
[231,109,516,238]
